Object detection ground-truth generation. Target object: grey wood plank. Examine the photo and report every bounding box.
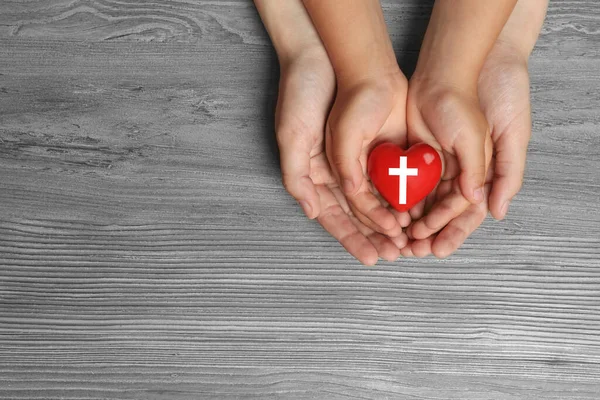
[1,0,600,399]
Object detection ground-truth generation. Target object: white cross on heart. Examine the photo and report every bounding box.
[388,156,419,205]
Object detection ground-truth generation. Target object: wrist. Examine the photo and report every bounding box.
[337,68,407,105]
[270,32,326,69]
[334,44,400,89]
[276,41,330,71]
[488,39,530,67]
[413,0,519,95]
[411,66,479,96]
[255,0,325,66]
[409,75,480,111]
[412,39,482,94]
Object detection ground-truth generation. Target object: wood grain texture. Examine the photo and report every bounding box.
[1,0,600,399]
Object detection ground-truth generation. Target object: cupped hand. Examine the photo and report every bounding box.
[404,77,493,248]
[276,48,406,265]
[401,40,532,258]
[479,41,532,220]
[325,71,411,239]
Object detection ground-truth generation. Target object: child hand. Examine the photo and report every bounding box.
[402,47,531,258]
[326,71,411,239]
[405,77,493,243]
[402,0,517,249]
[300,0,411,241]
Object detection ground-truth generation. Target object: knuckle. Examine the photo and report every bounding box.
[468,170,486,185]
[329,152,350,170]
[423,216,442,232]
[434,229,465,258]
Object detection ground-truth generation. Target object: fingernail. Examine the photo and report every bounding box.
[299,201,312,218]
[343,179,355,194]
[473,187,484,203]
[501,200,510,218]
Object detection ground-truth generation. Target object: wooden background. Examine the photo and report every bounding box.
[1,0,599,398]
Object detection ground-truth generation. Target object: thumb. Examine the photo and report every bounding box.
[454,115,491,204]
[489,121,531,220]
[326,89,392,196]
[327,120,365,196]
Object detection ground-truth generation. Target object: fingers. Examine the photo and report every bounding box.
[409,83,491,206]
[402,185,489,258]
[364,231,401,262]
[322,184,404,263]
[328,163,401,236]
[315,185,379,266]
[399,236,434,258]
[408,180,470,241]
[400,242,415,258]
[390,209,411,228]
[351,197,407,256]
[411,236,435,258]
[389,232,409,250]
[431,184,490,258]
[348,189,404,236]
[328,134,401,234]
[330,181,403,238]
[326,90,402,236]
[454,119,491,205]
[347,194,403,261]
[408,198,427,222]
[488,119,531,220]
[327,118,365,197]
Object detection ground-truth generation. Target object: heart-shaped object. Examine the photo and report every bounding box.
[367,142,442,212]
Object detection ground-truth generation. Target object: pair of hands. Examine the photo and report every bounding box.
[276,32,532,266]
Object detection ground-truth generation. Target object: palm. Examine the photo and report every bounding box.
[324,74,411,237]
[479,44,531,219]
[403,81,492,256]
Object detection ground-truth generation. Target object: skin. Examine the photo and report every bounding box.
[403,0,549,258]
[254,0,407,265]
[405,0,518,245]
[301,0,408,239]
[256,0,548,263]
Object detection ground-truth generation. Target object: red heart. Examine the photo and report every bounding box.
[367,142,442,212]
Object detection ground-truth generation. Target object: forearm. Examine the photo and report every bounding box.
[414,0,518,91]
[254,0,323,65]
[301,0,397,85]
